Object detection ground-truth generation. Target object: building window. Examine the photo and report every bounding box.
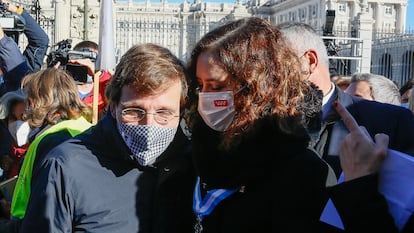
[385,6,392,15]
[299,8,306,19]
[289,12,296,21]
[384,22,392,32]
[309,5,317,18]
[338,3,346,12]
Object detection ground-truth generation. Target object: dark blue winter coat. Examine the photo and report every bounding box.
[0,10,48,96]
[20,113,196,233]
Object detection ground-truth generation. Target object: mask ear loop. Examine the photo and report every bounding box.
[234,84,248,96]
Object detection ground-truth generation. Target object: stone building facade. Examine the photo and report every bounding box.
[27,0,250,61]
[371,35,414,87]
[252,0,408,38]
[12,0,414,86]
[252,0,413,86]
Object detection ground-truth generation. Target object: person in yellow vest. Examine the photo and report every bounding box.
[0,68,92,232]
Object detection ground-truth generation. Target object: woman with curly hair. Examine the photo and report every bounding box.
[186,17,394,233]
[184,17,333,233]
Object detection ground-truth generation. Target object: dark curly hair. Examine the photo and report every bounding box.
[185,17,320,149]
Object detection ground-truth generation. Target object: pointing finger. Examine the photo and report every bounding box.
[334,101,359,132]
[374,133,389,160]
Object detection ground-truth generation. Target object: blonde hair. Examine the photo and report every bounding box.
[22,68,91,128]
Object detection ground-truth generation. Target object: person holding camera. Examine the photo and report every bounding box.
[51,40,112,121]
[0,0,49,96]
[0,23,27,96]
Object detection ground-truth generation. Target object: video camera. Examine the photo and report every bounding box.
[47,39,98,83]
[0,0,25,43]
[47,39,97,67]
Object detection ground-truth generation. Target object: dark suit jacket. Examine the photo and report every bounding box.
[313,86,414,177]
[313,86,414,232]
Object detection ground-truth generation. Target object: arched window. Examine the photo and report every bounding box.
[380,53,392,79]
[402,50,414,84]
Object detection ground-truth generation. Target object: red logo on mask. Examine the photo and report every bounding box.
[214,100,229,107]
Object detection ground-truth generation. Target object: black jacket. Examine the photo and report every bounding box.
[314,87,414,177]
[190,114,411,233]
[191,117,332,233]
[314,87,414,232]
[328,175,400,233]
[20,113,196,233]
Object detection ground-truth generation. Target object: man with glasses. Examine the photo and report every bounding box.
[278,22,414,176]
[19,44,196,233]
[279,22,414,232]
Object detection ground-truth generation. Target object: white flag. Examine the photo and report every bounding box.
[96,0,116,71]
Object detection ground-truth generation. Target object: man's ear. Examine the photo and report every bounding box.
[109,104,116,118]
[306,49,319,74]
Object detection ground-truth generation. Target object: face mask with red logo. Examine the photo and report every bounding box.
[197,91,235,132]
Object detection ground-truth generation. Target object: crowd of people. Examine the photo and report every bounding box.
[0,2,413,233]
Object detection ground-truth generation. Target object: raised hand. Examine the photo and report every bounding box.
[68,58,95,76]
[334,101,389,181]
[2,0,18,13]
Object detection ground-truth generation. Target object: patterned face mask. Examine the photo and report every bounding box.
[117,123,177,166]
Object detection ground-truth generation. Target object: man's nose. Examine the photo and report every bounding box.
[139,113,157,126]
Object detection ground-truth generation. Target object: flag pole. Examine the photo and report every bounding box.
[92,71,101,124]
[92,0,116,124]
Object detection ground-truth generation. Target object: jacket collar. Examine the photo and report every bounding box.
[324,86,361,123]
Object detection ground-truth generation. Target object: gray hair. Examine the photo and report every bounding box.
[277,22,330,68]
[351,73,401,105]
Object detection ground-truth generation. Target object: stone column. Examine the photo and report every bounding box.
[180,17,188,61]
[350,0,358,20]
[327,0,339,11]
[53,0,70,44]
[375,2,382,32]
[351,0,373,73]
[397,3,407,34]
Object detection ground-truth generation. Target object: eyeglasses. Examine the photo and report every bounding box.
[121,107,179,125]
